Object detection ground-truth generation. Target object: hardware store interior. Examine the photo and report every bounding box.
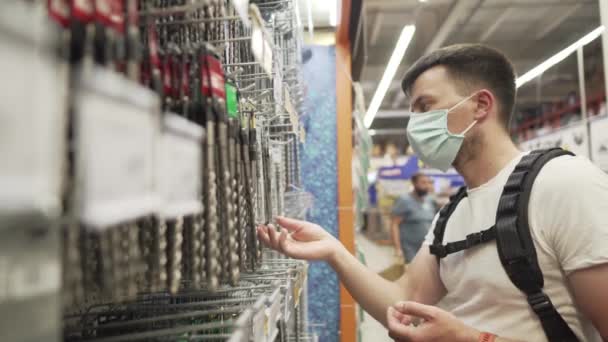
[2,0,608,341]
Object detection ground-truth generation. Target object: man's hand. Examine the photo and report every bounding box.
[386,301,478,342]
[256,216,343,262]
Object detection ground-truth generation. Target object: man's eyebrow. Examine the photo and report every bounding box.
[410,95,427,109]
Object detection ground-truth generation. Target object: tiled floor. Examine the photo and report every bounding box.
[356,233,395,342]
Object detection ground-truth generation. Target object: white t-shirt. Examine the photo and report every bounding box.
[424,152,608,341]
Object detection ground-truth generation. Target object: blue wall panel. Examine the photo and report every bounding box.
[301,45,339,342]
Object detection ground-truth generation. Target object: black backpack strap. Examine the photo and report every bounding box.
[429,186,468,259]
[496,148,578,342]
[432,226,496,258]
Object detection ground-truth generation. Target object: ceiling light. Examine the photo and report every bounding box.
[369,129,377,136]
[516,26,605,88]
[364,25,416,128]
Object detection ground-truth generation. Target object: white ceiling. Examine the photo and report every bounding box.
[357,0,602,146]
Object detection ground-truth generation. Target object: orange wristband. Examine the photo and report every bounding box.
[479,332,497,342]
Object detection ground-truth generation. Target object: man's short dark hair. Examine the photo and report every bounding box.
[411,172,426,184]
[401,44,517,129]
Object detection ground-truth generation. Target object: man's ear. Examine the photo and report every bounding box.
[474,89,494,121]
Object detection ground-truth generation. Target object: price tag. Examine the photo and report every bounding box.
[75,69,160,229]
[0,28,66,221]
[158,113,203,219]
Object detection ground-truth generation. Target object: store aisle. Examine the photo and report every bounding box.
[356,233,394,342]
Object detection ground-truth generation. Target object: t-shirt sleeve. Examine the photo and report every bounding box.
[391,197,409,217]
[529,155,608,275]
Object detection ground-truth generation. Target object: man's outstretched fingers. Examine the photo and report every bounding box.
[395,301,436,321]
[267,225,279,248]
[275,216,306,233]
[257,226,271,247]
[278,228,289,254]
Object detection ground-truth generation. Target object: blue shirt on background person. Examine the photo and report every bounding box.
[390,173,437,262]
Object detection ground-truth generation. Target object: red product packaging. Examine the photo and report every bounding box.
[200,54,225,100]
[48,0,70,27]
[71,0,95,22]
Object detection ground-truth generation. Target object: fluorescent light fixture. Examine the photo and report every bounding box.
[329,0,337,27]
[364,25,416,128]
[516,25,605,88]
[369,129,377,136]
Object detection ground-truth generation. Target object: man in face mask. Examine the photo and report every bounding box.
[257,44,608,341]
[391,173,436,263]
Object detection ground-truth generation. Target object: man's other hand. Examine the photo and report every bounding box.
[257,216,343,263]
[387,301,478,342]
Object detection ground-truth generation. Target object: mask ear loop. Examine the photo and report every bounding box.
[461,119,477,135]
[448,92,479,135]
[448,92,478,113]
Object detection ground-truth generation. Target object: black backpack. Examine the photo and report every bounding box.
[429,148,578,342]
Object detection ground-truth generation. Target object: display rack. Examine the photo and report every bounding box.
[0,0,314,341]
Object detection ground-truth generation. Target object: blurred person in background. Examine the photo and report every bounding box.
[390,173,436,263]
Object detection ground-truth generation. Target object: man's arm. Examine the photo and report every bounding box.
[568,263,608,340]
[330,241,446,326]
[257,216,447,326]
[391,216,403,257]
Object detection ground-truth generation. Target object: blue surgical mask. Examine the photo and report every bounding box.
[406,93,478,172]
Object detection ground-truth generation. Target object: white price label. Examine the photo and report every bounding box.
[158,113,204,219]
[76,70,160,229]
[0,31,66,220]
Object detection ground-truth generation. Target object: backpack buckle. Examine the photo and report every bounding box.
[527,292,554,318]
[465,232,484,247]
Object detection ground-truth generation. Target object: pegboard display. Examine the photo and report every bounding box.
[0,1,315,341]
